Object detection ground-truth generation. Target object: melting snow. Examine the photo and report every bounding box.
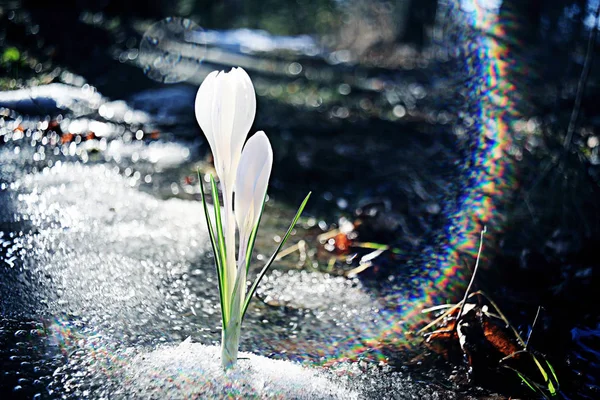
[123,338,359,399]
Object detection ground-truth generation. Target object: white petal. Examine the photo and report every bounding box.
[234,131,273,241]
[214,71,237,179]
[195,71,219,156]
[229,68,256,174]
[195,68,258,196]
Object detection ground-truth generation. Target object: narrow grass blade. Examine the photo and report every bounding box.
[517,373,539,393]
[504,366,549,399]
[353,241,403,255]
[210,174,229,324]
[532,354,558,395]
[241,192,311,319]
[198,171,219,258]
[544,358,560,394]
[198,171,226,324]
[353,242,389,250]
[532,354,549,384]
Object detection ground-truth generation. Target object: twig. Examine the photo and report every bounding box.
[418,290,482,334]
[418,301,464,333]
[455,226,487,328]
[526,305,543,350]
[317,229,339,241]
[345,261,372,278]
[275,240,305,261]
[421,304,456,313]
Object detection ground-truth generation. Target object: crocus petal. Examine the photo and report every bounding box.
[195,68,257,190]
[234,131,273,240]
[195,70,219,158]
[214,71,236,180]
[229,68,256,178]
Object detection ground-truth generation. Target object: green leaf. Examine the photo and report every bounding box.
[356,242,389,250]
[504,366,549,399]
[536,356,559,396]
[198,170,225,324]
[545,358,558,380]
[504,353,560,398]
[210,174,229,324]
[532,354,549,382]
[516,371,546,398]
[532,353,558,395]
[241,192,311,319]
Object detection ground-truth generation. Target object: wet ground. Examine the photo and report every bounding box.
[0,84,467,399]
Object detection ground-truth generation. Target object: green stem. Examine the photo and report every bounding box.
[222,186,237,308]
[237,230,249,311]
[220,182,239,368]
[221,318,241,369]
[221,236,248,370]
[210,176,229,323]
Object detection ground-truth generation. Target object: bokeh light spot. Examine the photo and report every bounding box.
[139,17,206,84]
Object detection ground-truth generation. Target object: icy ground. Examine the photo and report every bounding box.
[0,83,472,399]
[123,339,359,399]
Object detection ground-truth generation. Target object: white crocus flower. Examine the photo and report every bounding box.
[196,67,310,370]
[195,67,256,303]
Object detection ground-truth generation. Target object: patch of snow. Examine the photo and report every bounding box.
[105,140,191,169]
[0,83,151,124]
[123,339,359,399]
[0,83,102,115]
[258,270,373,311]
[199,29,321,56]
